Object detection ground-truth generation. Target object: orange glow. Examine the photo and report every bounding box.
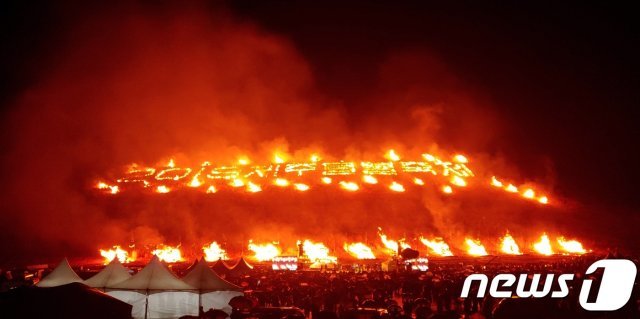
[385,149,401,161]
[362,175,378,184]
[491,176,503,188]
[206,185,217,193]
[274,178,290,187]
[453,154,468,163]
[273,153,286,164]
[246,182,262,193]
[343,242,376,259]
[500,233,522,255]
[151,245,183,263]
[189,175,202,188]
[99,246,134,264]
[156,185,170,193]
[378,228,410,254]
[230,178,245,187]
[100,152,557,208]
[450,176,467,187]
[505,184,518,193]
[465,238,488,256]
[522,188,535,199]
[203,242,228,261]
[293,183,310,191]
[389,181,405,192]
[533,234,554,255]
[301,240,337,264]
[557,237,587,254]
[248,241,280,261]
[339,181,359,191]
[419,237,454,256]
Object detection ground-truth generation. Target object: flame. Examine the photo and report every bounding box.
[203,242,228,261]
[293,183,310,191]
[378,228,410,254]
[522,188,535,199]
[419,237,454,256]
[389,181,405,192]
[343,242,376,259]
[505,184,519,193]
[189,175,202,188]
[385,149,401,161]
[491,176,503,187]
[273,153,286,164]
[248,241,280,261]
[97,182,119,194]
[151,245,183,263]
[100,151,557,208]
[557,237,587,254]
[156,185,170,193]
[533,234,554,255]
[100,246,134,264]
[450,176,467,187]
[453,154,468,163]
[465,238,488,256]
[339,181,359,191]
[301,240,337,264]
[246,182,262,193]
[500,233,522,255]
[362,175,378,184]
[206,185,217,193]
[274,178,290,187]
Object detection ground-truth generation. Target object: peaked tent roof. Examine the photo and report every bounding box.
[84,258,132,288]
[228,257,253,274]
[37,258,83,287]
[182,259,242,292]
[212,259,230,275]
[109,256,195,291]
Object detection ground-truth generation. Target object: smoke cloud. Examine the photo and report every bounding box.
[1,2,600,263]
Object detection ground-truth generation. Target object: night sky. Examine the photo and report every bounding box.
[0,1,638,261]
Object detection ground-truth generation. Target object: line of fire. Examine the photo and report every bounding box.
[86,149,592,268]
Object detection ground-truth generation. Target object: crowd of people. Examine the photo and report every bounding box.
[2,254,639,319]
[218,255,639,319]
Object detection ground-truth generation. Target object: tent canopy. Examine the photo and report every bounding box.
[37,258,83,287]
[182,259,242,292]
[0,282,132,319]
[212,259,230,275]
[85,258,132,289]
[228,257,253,275]
[110,256,194,291]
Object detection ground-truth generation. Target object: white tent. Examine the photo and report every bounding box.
[182,258,243,314]
[84,258,132,290]
[108,256,198,319]
[36,258,83,287]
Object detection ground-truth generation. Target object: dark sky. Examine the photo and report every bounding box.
[0,1,638,259]
[226,1,640,210]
